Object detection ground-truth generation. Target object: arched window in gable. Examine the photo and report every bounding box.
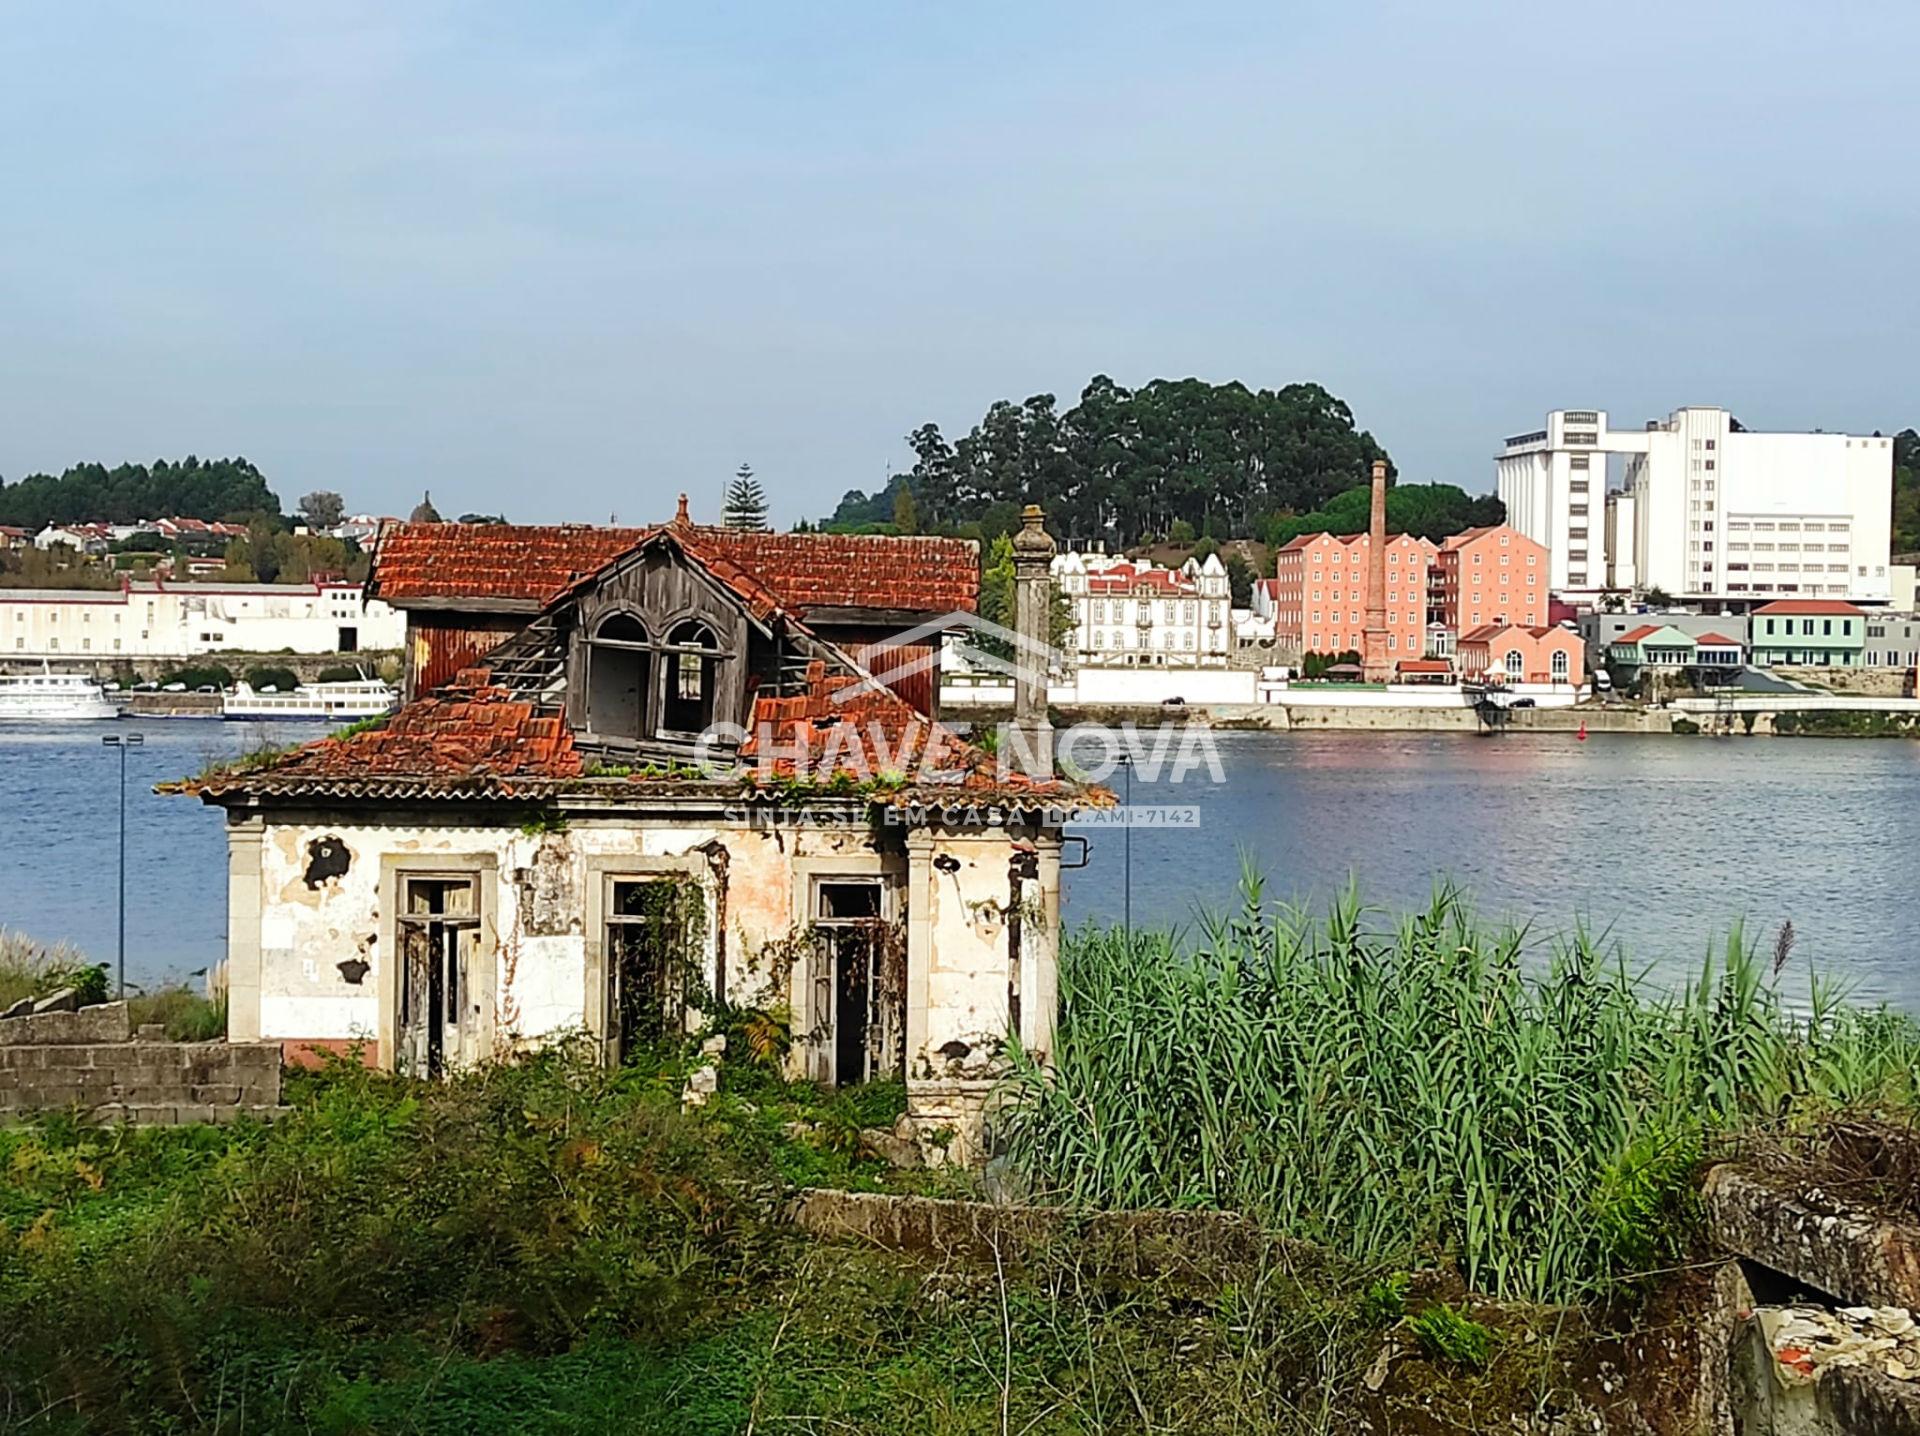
[587,613,651,741]
[660,621,721,736]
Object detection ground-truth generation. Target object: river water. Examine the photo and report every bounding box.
[2,721,1916,1005]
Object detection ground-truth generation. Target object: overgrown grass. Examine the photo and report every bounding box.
[998,878,1920,1302]
[0,931,107,1010]
[0,1043,933,1430]
[125,985,227,1041]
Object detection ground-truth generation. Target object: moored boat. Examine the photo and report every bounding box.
[0,667,120,721]
[222,677,397,722]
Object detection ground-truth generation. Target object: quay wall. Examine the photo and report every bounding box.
[0,651,399,685]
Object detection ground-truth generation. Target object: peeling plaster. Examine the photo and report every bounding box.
[516,837,580,937]
[303,836,352,889]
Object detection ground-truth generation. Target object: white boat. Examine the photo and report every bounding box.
[0,667,121,721]
[223,677,398,722]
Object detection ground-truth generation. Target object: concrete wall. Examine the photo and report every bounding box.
[0,1003,281,1124]
[1771,666,1915,698]
[944,667,1258,708]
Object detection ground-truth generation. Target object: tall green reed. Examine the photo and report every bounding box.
[997,875,1920,1303]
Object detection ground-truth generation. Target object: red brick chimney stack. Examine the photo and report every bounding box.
[1362,459,1393,684]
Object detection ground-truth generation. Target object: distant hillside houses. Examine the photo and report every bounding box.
[33,517,250,553]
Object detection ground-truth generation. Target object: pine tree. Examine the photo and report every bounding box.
[891,482,920,535]
[721,464,770,531]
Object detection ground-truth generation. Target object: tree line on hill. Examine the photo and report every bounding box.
[827,377,1395,548]
[820,375,1506,555]
[0,457,278,529]
[1895,429,1919,556]
[0,458,379,588]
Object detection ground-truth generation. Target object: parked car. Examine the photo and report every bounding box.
[1162,696,1186,706]
[1510,697,1536,708]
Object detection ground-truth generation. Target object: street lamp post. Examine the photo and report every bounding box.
[1116,753,1133,940]
[101,732,144,999]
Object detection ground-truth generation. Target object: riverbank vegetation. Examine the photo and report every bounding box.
[1000,883,1920,1302]
[1773,708,1920,737]
[4,896,1920,1431]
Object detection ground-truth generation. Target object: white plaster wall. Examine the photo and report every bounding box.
[248,813,912,1061]
[920,832,1022,1061]
[255,821,517,1047]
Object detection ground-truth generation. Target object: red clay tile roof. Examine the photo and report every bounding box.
[177,664,1095,806]
[740,661,1083,799]
[1396,659,1452,673]
[1438,525,1522,550]
[1694,632,1741,647]
[1614,624,1663,644]
[1082,563,1194,595]
[371,520,980,615]
[1278,531,1435,552]
[203,669,583,791]
[560,528,796,626]
[1751,599,1864,616]
[1461,623,1576,644]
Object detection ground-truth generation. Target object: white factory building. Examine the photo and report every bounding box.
[0,579,405,662]
[1496,407,1894,605]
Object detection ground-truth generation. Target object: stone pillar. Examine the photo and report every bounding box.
[1022,831,1062,1064]
[1009,504,1057,780]
[1362,458,1393,684]
[904,830,936,1072]
[224,814,265,1042]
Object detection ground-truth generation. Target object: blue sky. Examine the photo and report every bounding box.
[2,2,1914,527]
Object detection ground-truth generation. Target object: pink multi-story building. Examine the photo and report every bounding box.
[1274,531,1437,660]
[1431,525,1548,637]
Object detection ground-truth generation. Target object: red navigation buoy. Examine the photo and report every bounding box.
[1577,721,1588,741]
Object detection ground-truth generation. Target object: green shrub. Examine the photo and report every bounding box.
[316,663,363,683]
[1671,716,1700,734]
[1359,1272,1409,1326]
[1775,709,1920,738]
[161,662,233,690]
[1412,1304,1494,1370]
[244,664,300,692]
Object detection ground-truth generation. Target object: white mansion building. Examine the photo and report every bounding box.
[1050,551,1232,667]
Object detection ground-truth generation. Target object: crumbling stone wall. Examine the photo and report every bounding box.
[0,1001,282,1125]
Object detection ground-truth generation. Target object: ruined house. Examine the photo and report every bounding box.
[173,505,1096,1150]
[368,500,980,714]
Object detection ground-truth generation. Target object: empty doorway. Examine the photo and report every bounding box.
[396,874,480,1077]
